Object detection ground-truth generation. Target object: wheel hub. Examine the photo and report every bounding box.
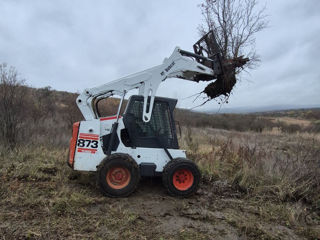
[173,169,194,191]
[106,167,131,189]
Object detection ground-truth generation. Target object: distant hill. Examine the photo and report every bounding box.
[29,86,320,119]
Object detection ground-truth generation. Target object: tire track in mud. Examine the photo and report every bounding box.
[0,171,310,240]
[100,177,304,240]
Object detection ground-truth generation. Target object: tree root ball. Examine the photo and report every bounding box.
[203,57,249,100]
[203,68,236,99]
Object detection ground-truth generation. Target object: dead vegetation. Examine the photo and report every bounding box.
[181,127,320,207]
[0,84,319,239]
[0,129,319,239]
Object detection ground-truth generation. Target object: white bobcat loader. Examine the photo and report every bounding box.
[68,31,226,197]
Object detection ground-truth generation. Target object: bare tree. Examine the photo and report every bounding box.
[193,0,268,104]
[199,0,268,69]
[0,63,28,149]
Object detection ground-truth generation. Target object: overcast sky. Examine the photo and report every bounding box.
[0,0,319,111]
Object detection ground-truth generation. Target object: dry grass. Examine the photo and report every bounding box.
[1,85,319,239]
[268,117,312,127]
[180,127,320,238]
[0,147,153,239]
[183,127,320,201]
[181,127,320,212]
[0,134,319,239]
[0,83,319,239]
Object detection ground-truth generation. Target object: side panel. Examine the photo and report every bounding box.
[115,147,186,172]
[73,120,105,171]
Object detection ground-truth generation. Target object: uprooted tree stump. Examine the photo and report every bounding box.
[203,56,249,100]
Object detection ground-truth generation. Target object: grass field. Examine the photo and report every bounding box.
[0,86,319,239]
[0,123,319,239]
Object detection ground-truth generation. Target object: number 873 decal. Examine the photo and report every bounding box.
[77,139,98,148]
[77,133,99,154]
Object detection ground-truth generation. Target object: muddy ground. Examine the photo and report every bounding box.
[1,167,318,240]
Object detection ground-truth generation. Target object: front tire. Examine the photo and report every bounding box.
[97,153,140,197]
[162,158,200,197]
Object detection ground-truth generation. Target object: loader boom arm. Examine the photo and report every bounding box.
[77,47,218,122]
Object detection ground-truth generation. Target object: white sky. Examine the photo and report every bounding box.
[0,0,319,111]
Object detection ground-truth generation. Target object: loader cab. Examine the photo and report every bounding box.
[121,95,179,149]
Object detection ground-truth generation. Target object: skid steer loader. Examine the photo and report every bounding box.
[68,31,230,197]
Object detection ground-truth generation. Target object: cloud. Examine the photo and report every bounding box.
[0,0,319,111]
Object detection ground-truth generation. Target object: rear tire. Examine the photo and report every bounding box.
[97,153,140,197]
[162,158,200,197]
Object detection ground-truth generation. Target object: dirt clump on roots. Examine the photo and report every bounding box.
[203,56,249,100]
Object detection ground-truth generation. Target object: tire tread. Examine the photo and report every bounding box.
[162,157,200,197]
[97,153,140,197]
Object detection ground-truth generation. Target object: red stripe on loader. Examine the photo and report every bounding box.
[77,148,97,154]
[79,137,99,140]
[79,133,99,137]
[100,115,122,121]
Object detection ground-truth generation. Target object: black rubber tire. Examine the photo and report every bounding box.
[97,153,140,197]
[162,158,201,197]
